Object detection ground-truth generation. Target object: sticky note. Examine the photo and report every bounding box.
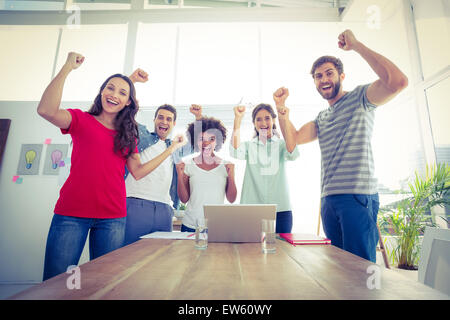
[59,160,65,167]
[44,138,52,144]
[16,177,23,184]
[12,175,19,182]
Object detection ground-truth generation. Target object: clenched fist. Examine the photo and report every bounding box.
[190,104,203,119]
[225,162,235,178]
[273,87,289,107]
[234,105,246,119]
[129,68,149,83]
[65,52,84,70]
[338,29,360,51]
[175,161,186,174]
[170,134,187,151]
[276,105,290,120]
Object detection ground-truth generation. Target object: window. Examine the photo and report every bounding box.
[0,0,64,11]
[55,24,128,102]
[73,0,131,10]
[425,76,450,164]
[175,23,260,105]
[134,23,178,107]
[0,25,59,101]
[413,0,450,79]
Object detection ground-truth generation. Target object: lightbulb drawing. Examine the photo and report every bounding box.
[25,150,37,169]
[51,150,63,169]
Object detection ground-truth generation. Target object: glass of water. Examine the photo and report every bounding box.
[261,219,276,253]
[195,218,208,249]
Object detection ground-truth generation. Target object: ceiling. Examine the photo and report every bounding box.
[145,0,351,8]
[1,0,351,12]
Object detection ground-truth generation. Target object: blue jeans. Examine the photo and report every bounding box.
[321,193,379,262]
[124,198,174,246]
[276,211,293,233]
[43,214,126,281]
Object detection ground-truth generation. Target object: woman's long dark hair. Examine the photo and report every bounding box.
[88,74,139,159]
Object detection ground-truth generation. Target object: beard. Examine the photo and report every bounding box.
[317,79,341,100]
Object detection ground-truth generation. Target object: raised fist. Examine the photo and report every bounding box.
[338,29,359,51]
[175,161,185,174]
[65,52,84,70]
[225,162,235,178]
[276,105,290,120]
[171,134,186,150]
[129,68,149,83]
[273,87,289,107]
[234,105,246,119]
[190,104,203,119]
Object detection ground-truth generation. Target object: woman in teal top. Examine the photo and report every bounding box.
[230,103,299,233]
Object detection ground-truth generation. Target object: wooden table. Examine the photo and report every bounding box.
[10,239,449,300]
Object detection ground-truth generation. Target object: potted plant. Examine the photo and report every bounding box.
[175,202,186,219]
[378,163,450,270]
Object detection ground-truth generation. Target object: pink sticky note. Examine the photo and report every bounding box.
[44,138,52,144]
[12,175,19,182]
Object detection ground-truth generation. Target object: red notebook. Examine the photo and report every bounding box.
[279,233,331,245]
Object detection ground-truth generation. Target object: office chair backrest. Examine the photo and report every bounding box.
[418,226,450,296]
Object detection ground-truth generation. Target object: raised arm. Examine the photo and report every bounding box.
[273,87,317,152]
[173,104,203,162]
[190,104,203,121]
[126,134,186,181]
[231,105,245,149]
[338,29,408,106]
[129,68,149,84]
[175,161,190,204]
[225,163,237,203]
[37,52,84,129]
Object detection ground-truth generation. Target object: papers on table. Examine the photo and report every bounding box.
[140,231,196,240]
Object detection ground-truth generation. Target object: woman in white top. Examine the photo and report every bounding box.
[176,116,237,232]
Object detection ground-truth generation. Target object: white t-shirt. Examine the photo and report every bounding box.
[182,157,228,229]
[125,139,173,206]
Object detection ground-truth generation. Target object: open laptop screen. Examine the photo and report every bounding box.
[204,204,277,243]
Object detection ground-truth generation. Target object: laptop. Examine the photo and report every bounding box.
[204,204,277,243]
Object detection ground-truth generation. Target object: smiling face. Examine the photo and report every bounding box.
[254,109,274,139]
[100,77,131,115]
[197,131,217,157]
[313,62,345,103]
[154,109,176,140]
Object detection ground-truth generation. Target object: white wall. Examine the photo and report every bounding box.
[0,102,90,283]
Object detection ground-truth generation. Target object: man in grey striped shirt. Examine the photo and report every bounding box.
[273,29,408,262]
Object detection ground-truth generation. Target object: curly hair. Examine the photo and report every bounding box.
[186,116,227,152]
[88,74,139,159]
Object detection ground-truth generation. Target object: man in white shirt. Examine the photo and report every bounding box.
[123,103,202,245]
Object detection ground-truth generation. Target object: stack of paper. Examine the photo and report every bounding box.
[140,232,196,240]
[279,233,331,245]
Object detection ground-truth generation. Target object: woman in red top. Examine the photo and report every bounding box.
[38,52,185,281]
